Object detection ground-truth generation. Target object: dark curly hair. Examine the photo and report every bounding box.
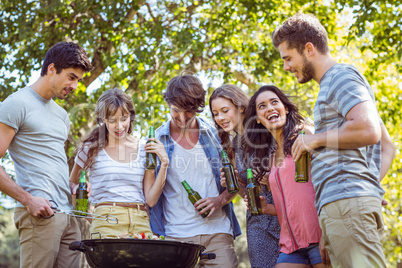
[242,85,305,181]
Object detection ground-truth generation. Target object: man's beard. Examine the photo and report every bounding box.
[299,55,315,84]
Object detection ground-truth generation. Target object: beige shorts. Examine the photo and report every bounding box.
[319,196,386,268]
[166,233,238,268]
[14,207,81,268]
[90,203,152,238]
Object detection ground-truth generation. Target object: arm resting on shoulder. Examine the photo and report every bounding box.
[293,101,381,160]
[314,100,381,149]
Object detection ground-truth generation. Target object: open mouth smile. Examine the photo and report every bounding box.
[115,130,125,136]
[267,113,280,123]
[220,121,230,128]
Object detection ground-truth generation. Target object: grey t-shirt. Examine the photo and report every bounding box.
[0,87,72,210]
[312,64,385,214]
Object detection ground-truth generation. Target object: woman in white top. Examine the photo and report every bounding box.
[69,88,169,238]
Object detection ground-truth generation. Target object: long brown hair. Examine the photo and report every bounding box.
[209,84,249,164]
[242,85,304,181]
[77,88,136,170]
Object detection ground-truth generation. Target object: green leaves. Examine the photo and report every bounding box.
[0,1,401,265]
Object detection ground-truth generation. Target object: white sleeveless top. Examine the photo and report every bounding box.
[74,138,147,204]
[163,139,232,237]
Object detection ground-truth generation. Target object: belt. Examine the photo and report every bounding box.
[95,202,148,212]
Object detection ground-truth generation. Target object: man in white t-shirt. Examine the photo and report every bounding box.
[149,74,241,267]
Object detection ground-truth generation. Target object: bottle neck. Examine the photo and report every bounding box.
[181,181,193,193]
[184,188,192,194]
[149,127,155,138]
[247,176,254,184]
[79,172,86,184]
[222,156,231,165]
[246,169,254,183]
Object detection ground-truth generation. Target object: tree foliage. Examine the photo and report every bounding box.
[0,208,20,267]
[0,0,401,266]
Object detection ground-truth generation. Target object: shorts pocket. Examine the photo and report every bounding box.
[321,199,352,219]
[357,197,384,242]
[14,208,45,229]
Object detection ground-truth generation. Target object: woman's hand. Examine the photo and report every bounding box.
[220,168,241,188]
[244,193,276,215]
[70,180,92,197]
[87,181,92,197]
[145,138,169,167]
[220,168,227,188]
[69,180,78,195]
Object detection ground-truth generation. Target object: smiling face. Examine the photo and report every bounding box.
[278,42,315,84]
[103,107,131,140]
[169,104,197,130]
[48,64,85,99]
[211,97,243,133]
[256,90,288,132]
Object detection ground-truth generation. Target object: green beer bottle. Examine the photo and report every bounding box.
[75,170,88,216]
[146,126,157,170]
[295,131,309,183]
[221,150,239,194]
[181,180,210,218]
[246,169,262,216]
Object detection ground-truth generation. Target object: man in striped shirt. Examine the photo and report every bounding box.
[272,13,395,267]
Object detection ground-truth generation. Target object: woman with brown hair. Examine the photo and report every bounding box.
[243,85,328,267]
[209,84,280,268]
[69,88,169,238]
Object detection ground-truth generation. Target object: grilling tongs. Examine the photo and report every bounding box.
[43,200,118,224]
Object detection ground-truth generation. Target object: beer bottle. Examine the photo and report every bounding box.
[295,131,309,183]
[75,170,88,216]
[181,180,210,218]
[146,126,157,170]
[246,169,262,216]
[221,150,239,194]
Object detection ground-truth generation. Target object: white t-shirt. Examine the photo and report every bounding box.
[75,138,147,204]
[163,139,232,237]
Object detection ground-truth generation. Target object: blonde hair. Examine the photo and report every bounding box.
[77,88,136,170]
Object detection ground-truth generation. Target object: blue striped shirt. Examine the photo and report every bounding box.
[312,64,385,213]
